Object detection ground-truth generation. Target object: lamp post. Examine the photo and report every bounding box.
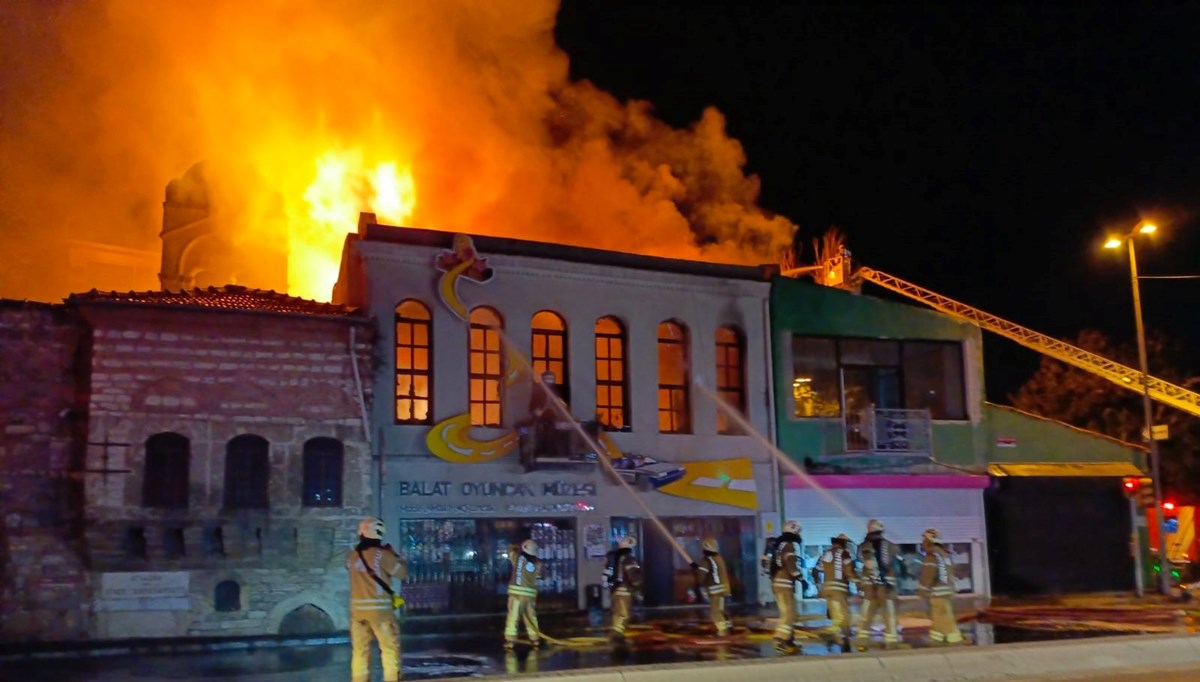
[1105,222,1170,595]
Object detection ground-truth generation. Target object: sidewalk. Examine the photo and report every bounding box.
[418,633,1200,682]
[0,592,1167,662]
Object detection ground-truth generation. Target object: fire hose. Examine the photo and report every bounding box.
[979,605,1189,633]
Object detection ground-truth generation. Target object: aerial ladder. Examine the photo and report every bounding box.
[791,252,1200,419]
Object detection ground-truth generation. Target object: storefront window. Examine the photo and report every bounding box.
[902,341,967,420]
[396,518,578,614]
[803,541,976,596]
[791,338,840,417]
[614,516,755,607]
[790,336,967,421]
[895,543,974,595]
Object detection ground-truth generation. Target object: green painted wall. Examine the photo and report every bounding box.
[769,276,988,467]
[983,403,1144,465]
[769,277,1142,469]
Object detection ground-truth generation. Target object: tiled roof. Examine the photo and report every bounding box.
[68,285,361,318]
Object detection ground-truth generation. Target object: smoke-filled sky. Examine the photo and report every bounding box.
[556,1,1200,399]
[5,1,1200,400]
[0,0,793,302]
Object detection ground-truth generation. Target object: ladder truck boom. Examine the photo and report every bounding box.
[848,265,1200,419]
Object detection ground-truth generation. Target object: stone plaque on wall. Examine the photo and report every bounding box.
[96,571,190,612]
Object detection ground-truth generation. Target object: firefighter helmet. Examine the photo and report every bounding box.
[701,537,719,553]
[358,517,386,540]
[521,539,538,556]
[922,528,944,545]
[618,535,637,550]
[831,533,851,545]
[782,520,801,535]
[867,519,885,534]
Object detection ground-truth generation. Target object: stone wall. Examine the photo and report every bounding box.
[77,304,375,639]
[0,302,91,641]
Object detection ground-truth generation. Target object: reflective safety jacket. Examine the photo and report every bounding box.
[696,552,731,596]
[605,548,643,594]
[918,545,956,597]
[346,544,407,618]
[858,537,901,587]
[818,545,856,595]
[769,534,804,591]
[507,545,542,599]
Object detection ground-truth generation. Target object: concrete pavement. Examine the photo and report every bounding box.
[422,633,1200,682]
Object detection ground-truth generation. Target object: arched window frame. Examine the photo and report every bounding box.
[302,437,344,508]
[657,321,692,434]
[531,310,569,395]
[395,299,433,424]
[715,325,747,434]
[143,432,190,509]
[468,307,505,427]
[223,434,269,509]
[594,316,629,431]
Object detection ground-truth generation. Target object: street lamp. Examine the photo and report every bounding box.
[1104,221,1170,595]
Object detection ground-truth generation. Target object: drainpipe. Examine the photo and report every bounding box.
[762,297,783,524]
[763,296,784,606]
[348,326,378,516]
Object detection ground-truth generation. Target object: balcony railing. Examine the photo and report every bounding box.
[836,408,932,455]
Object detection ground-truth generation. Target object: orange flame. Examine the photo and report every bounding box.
[0,1,795,303]
[292,151,416,300]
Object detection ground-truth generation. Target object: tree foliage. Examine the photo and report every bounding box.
[1009,329,1200,500]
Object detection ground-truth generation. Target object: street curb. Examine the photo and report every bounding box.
[425,632,1200,682]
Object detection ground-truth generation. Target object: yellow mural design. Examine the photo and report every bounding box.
[426,413,518,464]
[437,257,475,321]
[659,458,759,510]
[435,234,494,322]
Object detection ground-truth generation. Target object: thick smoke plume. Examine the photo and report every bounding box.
[0,0,794,301]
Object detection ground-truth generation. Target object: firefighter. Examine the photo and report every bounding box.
[346,517,407,682]
[817,533,856,648]
[690,537,732,636]
[767,520,804,653]
[918,528,964,645]
[856,519,901,648]
[504,539,542,650]
[605,535,643,645]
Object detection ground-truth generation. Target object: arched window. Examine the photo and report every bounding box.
[657,321,691,434]
[531,311,568,400]
[224,434,269,509]
[302,437,343,507]
[143,432,189,508]
[395,299,433,424]
[468,307,504,427]
[594,316,628,430]
[214,580,241,612]
[715,326,747,434]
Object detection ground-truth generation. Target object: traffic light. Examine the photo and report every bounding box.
[1162,500,1180,533]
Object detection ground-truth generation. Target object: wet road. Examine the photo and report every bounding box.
[2,601,1189,682]
[0,616,1116,682]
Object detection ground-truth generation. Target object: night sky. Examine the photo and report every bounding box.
[556,1,1200,401]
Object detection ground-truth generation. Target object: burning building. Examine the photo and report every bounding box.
[334,214,781,611]
[158,162,289,293]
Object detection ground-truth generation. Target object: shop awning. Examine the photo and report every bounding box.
[987,462,1145,477]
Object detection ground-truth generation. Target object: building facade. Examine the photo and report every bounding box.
[770,275,1146,599]
[0,302,90,641]
[335,216,780,611]
[0,287,375,642]
[770,276,993,598]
